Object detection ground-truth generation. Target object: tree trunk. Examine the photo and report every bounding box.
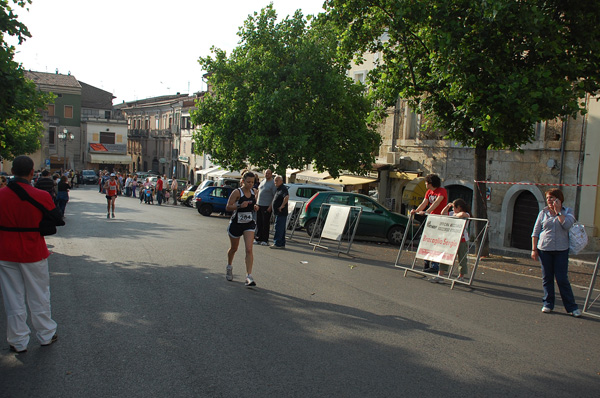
[473,143,490,257]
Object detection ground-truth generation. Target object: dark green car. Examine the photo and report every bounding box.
[298,191,418,245]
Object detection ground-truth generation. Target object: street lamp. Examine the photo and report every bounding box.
[57,128,75,172]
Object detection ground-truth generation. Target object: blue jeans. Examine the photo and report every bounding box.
[156,190,163,205]
[273,214,287,247]
[56,191,68,216]
[538,249,578,312]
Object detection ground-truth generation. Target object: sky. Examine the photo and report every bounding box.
[10,0,327,104]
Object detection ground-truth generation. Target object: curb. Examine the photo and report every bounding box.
[490,248,598,270]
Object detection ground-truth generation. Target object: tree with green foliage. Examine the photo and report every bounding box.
[1,0,51,160]
[325,0,600,252]
[191,4,382,178]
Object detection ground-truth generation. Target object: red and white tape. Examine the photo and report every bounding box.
[474,181,598,187]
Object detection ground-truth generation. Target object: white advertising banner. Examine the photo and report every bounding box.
[321,205,351,241]
[416,215,466,265]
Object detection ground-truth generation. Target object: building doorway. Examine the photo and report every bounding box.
[446,184,474,210]
[510,191,539,250]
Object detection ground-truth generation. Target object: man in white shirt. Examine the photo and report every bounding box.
[255,169,276,245]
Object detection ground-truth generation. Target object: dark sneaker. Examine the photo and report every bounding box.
[41,334,58,346]
[245,276,256,287]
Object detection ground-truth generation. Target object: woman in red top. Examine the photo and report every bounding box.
[104,173,118,218]
[410,174,448,273]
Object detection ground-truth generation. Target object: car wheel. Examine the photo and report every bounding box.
[198,204,213,216]
[185,197,193,207]
[305,219,322,237]
[387,225,406,246]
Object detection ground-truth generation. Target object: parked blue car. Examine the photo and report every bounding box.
[195,186,235,216]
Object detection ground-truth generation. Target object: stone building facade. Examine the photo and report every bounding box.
[367,95,599,252]
[348,54,599,252]
[119,94,188,176]
[10,71,126,174]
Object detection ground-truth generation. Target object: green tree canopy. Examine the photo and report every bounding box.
[326,0,600,149]
[325,0,600,251]
[191,4,382,178]
[1,0,50,160]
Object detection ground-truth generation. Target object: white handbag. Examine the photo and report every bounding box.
[569,222,588,255]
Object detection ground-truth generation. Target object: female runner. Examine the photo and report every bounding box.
[225,171,258,286]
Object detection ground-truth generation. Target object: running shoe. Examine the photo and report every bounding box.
[107,213,110,219]
[41,334,58,346]
[260,241,269,246]
[429,276,444,284]
[9,345,27,353]
[111,213,115,218]
[226,265,233,281]
[245,275,256,287]
[571,309,582,317]
[541,306,552,313]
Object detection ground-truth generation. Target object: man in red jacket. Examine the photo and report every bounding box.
[156,176,164,205]
[0,156,60,353]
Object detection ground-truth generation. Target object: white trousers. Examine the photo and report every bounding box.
[0,258,57,350]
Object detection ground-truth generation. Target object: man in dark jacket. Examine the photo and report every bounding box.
[34,170,56,202]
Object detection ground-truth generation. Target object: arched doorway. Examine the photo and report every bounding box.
[446,184,473,210]
[510,191,539,250]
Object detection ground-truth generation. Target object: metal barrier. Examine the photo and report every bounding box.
[286,201,304,240]
[583,253,600,318]
[394,214,489,289]
[309,203,362,256]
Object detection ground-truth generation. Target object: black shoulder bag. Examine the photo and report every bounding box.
[0,181,65,236]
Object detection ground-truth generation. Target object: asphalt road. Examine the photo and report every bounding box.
[1,186,598,397]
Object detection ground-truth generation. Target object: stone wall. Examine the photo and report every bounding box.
[378,104,596,250]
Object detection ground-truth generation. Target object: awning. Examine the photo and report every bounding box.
[196,167,219,176]
[324,175,378,186]
[89,153,132,165]
[401,177,427,206]
[210,169,242,179]
[295,170,331,182]
[285,168,301,180]
[204,167,225,178]
[389,171,420,180]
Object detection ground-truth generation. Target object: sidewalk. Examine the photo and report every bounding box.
[350,240,599,290]
[492,246,599,267]
[481,248,598,289]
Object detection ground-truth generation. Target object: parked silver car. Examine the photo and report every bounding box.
[284,183,336,229]
[285,183,336,202]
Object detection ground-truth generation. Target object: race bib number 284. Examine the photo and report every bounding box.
[237,212,253,223]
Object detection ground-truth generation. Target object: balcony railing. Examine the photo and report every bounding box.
[150,129,173,139]
[128,129,149,138]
